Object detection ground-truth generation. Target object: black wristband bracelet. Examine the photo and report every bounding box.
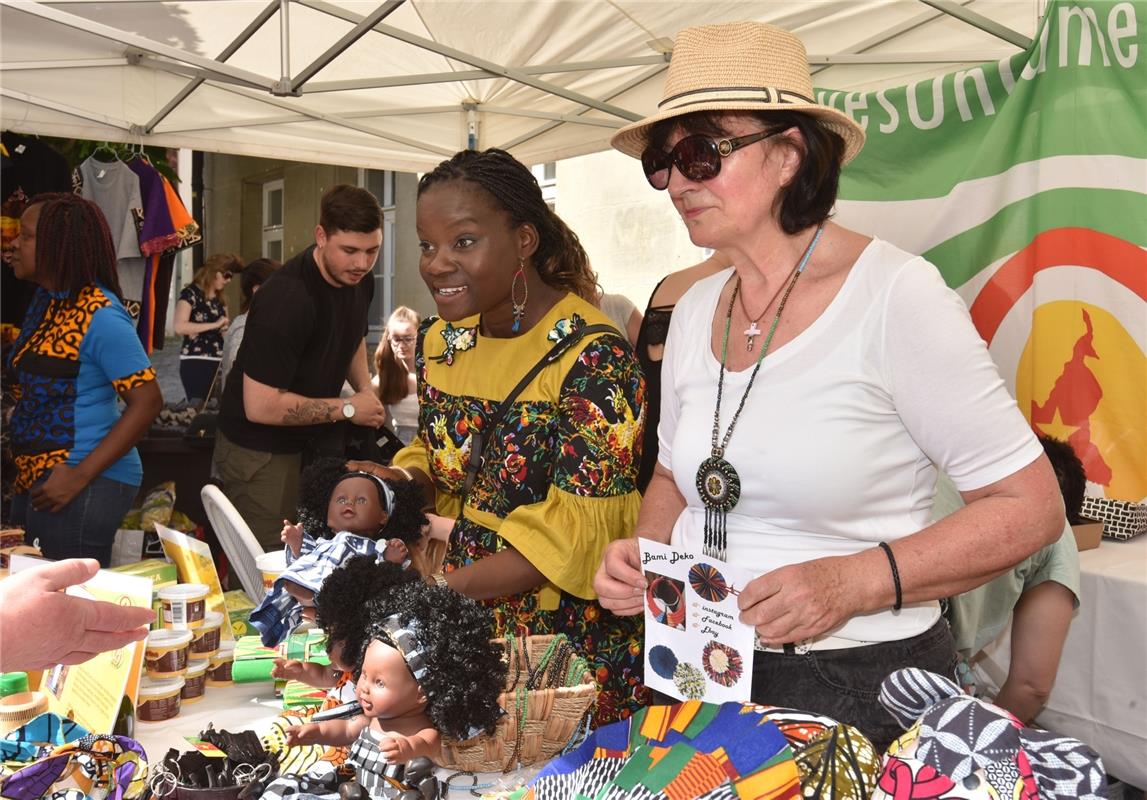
[878,541,903,611]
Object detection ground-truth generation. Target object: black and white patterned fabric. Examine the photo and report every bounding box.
[345,727,404,798]
[878,666,961,730]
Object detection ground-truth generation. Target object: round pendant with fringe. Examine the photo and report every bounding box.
[695,456,741,511]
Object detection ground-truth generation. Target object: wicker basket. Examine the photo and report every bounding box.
[437,634,597,773]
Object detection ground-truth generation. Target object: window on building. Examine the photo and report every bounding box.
[362,170,397,343]
[532,162,557,210]
[261,178,284,262]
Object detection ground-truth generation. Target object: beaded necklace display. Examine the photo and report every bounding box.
[695,224,824,559]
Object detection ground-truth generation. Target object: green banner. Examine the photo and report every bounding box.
[830,0,1146,502]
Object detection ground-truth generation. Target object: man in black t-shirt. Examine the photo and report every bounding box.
[213,185,387,548]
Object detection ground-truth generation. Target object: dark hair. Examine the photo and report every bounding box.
[1038,435,1087,524]
[313,556,422,673]
[362,580,506,740]
[30,194,124,301]
[319,184,383,236]
[417,149,598,302]
[239,257,280,313]
[296,457,428,542]
[648,110,846,235]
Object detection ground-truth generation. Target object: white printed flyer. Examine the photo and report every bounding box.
[639,538,756,703]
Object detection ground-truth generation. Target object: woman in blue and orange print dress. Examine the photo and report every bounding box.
[6,194,162,566]
[353,149,649,725]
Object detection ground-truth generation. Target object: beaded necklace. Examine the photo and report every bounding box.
[695,224,824,559]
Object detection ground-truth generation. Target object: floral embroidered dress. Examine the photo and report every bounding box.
[393,293,649,725]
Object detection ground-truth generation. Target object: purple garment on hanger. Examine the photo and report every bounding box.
[127,157,180,256]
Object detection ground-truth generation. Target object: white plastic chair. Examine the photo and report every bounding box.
[200,484,268,604]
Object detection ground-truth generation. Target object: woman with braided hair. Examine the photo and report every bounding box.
[6,194,162,564]
[350,147,649,725]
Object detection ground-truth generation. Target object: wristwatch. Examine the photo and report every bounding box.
[341,401,356,420]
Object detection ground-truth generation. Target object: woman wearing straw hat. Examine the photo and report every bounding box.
[593,21,1063,749]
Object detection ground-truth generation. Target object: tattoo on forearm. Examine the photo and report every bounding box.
[283,399,336,425]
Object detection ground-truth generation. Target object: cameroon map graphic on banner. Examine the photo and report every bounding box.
[831,0,1146,502]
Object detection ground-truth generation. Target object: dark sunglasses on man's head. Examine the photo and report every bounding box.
[640,129,779,190]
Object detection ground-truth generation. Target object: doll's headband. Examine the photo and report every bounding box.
[341,471,395,515]
[377,613,428,688]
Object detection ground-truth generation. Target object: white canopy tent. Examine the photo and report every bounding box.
[1,1,1044,172]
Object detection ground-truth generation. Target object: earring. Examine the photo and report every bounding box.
[510,259,528,333]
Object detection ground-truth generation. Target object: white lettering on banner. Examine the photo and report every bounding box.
[954,68,996,121]
[1020,20,1052,81]
[1109,3,1138,67]
[905,78,945,130]
[875,90,900,134]
[825,3,1140,136]
[1060,6,1112,66]
[844,92,869,129]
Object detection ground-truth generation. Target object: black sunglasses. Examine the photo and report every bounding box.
[641,130,779,190]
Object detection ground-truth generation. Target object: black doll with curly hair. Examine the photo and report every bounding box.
[284,568,506,771]
[250,458,438,648]
[292,456,428,546]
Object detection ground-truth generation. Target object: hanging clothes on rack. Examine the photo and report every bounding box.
[125,155,201,350]
[76,154,146,320]
[1,132,72,325]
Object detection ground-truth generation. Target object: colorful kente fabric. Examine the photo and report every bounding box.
[522,701,801,800]
[7,284,154,492]
[393,294,647,725]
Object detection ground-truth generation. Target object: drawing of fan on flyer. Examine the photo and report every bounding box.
[638,538,756,703]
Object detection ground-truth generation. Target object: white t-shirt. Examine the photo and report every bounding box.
[660,238,1042,643]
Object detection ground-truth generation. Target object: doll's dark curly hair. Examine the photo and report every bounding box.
[313,556,421,672]
[362,581,506,741]
[296,457,428,542]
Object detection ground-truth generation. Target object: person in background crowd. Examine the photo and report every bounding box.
[173,253,240,405]
[597,289,642,346]
[593,22,1062,750]
[940,434,1082,724]
[372,306,421,444]
[214,185,387,550]
[220,257,280,389]
[633,250,731,492]
[0,558,154,671]
[353,147,649,725]
[5,194,162,566]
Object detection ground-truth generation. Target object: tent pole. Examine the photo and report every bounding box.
[289,1,404,94]
[144,0,280,133]
[298,0,643,122]
[278,0,291,90]
[918,0,1032,49]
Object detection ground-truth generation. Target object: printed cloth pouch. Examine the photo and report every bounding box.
[873,668,1106,800]
[0,730,146,800]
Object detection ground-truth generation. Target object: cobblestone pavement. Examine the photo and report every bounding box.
[150,337,187,405]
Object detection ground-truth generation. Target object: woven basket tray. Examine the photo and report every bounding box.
[437,634,597,773]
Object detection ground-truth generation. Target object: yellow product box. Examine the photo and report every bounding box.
[224,589,256,639]
[110,558,179,629]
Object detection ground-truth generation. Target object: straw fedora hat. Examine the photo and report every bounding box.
[611,21,866,164]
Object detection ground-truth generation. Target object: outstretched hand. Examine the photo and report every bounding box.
[0,559,154,671]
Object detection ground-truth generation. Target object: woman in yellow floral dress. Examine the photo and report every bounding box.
[358,148,648,724]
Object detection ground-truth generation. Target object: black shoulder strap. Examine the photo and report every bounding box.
[461,323,616,501]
